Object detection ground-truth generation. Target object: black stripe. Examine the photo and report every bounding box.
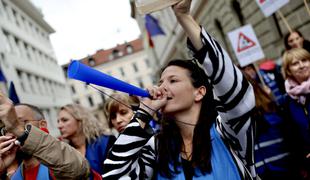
[213,40,226,84]
[226,108,255,134]
[217,65,237,102]
[216,76,250,112]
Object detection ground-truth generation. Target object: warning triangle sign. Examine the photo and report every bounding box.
[237,32,256,52]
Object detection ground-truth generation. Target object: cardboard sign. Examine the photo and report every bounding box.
[135,0,181,15]
[228,24,265,67]
[256,0,290,17]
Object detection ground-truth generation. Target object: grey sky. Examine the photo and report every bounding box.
[30,0,141,65]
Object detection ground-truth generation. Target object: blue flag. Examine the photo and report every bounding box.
[9,82,20,104]
[145,14,165,36]
[0,67,6,82]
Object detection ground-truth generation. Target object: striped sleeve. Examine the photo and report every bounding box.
[102,119,156,180]
[189,28,256,177]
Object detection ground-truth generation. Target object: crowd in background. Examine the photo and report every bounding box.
[0,0,309,179]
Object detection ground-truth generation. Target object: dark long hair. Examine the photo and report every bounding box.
[156,59,218,178]
[284,30,310,53]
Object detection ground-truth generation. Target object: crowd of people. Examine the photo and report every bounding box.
[0,0,309,179]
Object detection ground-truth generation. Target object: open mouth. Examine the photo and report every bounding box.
[167,97,172,100]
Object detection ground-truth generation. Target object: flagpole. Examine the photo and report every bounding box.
[304,0,310,16]
[277,10,292,33]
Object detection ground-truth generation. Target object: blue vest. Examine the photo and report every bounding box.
[85,135,111,174]
[11,163,50,180]
[156,124,241,180]
[254,112,291,175]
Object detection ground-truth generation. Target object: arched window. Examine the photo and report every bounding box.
[214,19,230,50]
[231,0,245,26]
[88,57,95,66]
[126,45,133,54]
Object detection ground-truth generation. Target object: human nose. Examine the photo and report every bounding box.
[57,121,63,129]
[298,60,306,68]
[115,114,124,123]
[159,81,168,92]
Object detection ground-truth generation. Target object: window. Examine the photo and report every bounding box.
[132,62,138,72]
[126,45,133,54]
[16,70,25,91]
[137,78,144,88]
[88,57,95,66]
[88,96,94,107]
[145,59,151,67]
[112,49,119,58]
[12,9,20,27]
[27,73,34,93]
[71,85,76,94]
[214,19,230,50]
[231,0,245,26]
[101,94,106,104]
[272,14,283,38]
[119,67,125,76]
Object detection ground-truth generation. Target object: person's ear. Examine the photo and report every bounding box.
[194,86,206,101]
[39,119,47,128]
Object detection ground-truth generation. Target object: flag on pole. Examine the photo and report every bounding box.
[144,14,165,48]
[8,82,20,104]
[145,14,165,36]
[146,30,154,48]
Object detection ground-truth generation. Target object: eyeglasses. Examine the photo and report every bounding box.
[0,127,7,136]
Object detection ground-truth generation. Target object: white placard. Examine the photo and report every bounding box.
[135,0,181,15]
[228,24,265,67]
[256,0,290,17]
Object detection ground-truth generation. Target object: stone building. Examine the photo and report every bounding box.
[131,0,310,69]
[0,0,72,135]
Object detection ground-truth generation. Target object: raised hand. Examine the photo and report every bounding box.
[0,92,23,137]
[140,85,168,117]
[172,0,192,15]
[0,136,17,173]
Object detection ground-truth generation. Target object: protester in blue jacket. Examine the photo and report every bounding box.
[57,104,115,175]
[282,48,310,179]
[242,72,299,179]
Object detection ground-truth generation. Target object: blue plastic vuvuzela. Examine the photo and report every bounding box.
[67,60,150,97]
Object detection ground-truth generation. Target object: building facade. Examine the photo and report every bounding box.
[63,39,154,128]
[0,0,72,135]
[131,0,310,69]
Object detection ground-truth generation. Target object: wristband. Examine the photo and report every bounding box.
[134,111,153,123]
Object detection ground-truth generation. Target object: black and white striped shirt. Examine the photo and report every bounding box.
[102,28,256,180]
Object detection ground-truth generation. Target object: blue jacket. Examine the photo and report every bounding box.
[86,135,115,174]
[286,96,310,154]
[156,124,241,180]
[254,112,292,177]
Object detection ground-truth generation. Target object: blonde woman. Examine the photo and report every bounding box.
[282,48,310,179]
[57,104,116,175]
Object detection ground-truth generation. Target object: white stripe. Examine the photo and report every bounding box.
[102,160,132,178]
[112,146,141,157]
[255,152,290,168]
[254,138,283,150]
[104,158,127,164]
[115,134,146,145]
